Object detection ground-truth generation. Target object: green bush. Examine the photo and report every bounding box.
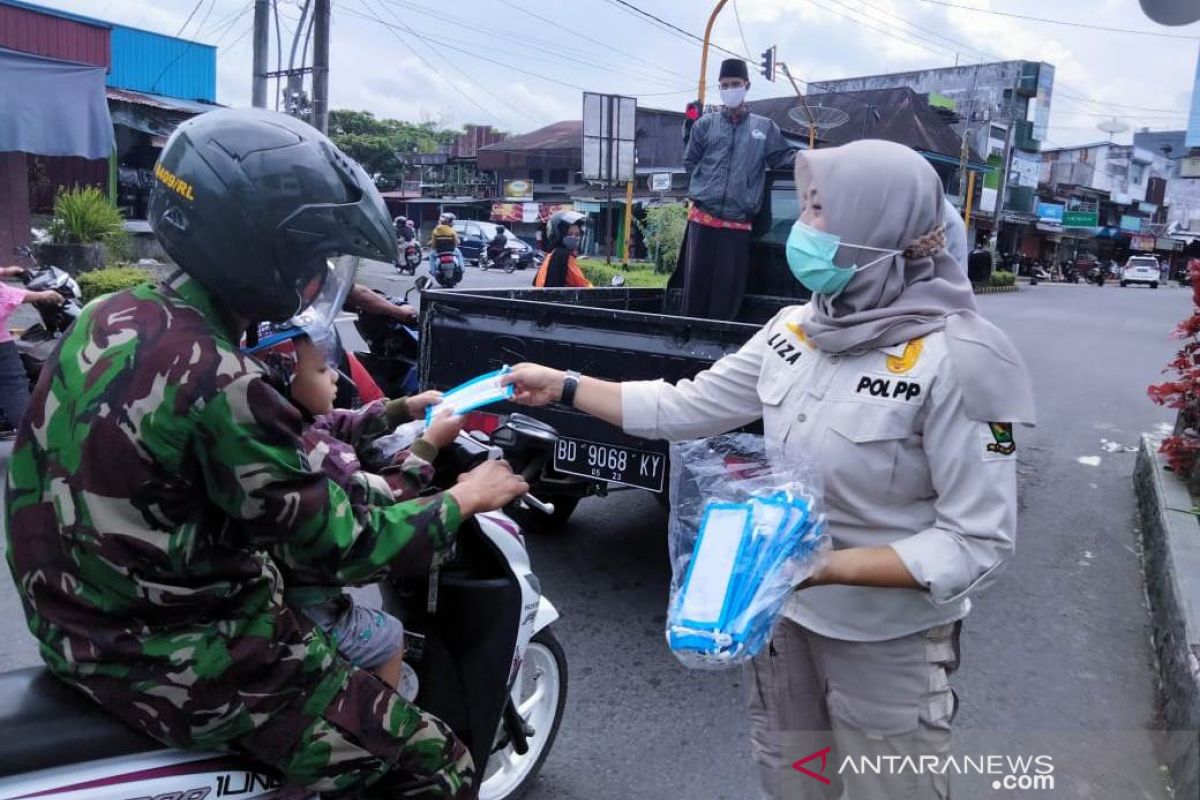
[48,187,124,244]
[577,258,670,289]
[637,204,687,274]
[47,186,128,264]
[989,270,1016,287]
[78,266,152,304]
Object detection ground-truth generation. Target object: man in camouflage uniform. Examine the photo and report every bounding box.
[5,109,527,798]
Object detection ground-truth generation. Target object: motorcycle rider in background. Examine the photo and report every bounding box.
[429,213,464,276]
[486,224,510,270]
[5,108,529,799]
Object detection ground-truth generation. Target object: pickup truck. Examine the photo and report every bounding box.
[419,171,807,526]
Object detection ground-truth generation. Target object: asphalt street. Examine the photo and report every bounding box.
[0,268,1191,798]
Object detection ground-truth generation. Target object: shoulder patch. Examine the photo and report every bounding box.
[982,422,1016,460]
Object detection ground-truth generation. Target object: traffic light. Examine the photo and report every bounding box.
[760,46,777,82]
[683,99,703,144]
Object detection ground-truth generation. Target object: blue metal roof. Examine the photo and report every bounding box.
[109,26,216,103]
[0,1,217,102]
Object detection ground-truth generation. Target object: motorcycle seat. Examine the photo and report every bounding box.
[0,667,164,777]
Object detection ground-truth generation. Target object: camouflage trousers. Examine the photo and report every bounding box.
[265,664,475,799]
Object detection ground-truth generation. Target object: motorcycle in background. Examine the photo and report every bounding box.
[11,245,82,387]
[397,240,422,275]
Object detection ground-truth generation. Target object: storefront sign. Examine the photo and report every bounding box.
[1036,202,1064,224]
[1132,235,1158,251]
[1158,237,1184,251]
[502,179,534,201]
[1120,214,1145,233]
[1062,210,1099,228]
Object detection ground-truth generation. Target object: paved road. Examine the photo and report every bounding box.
[0,277,1190,798]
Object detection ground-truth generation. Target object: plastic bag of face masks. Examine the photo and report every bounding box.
[362,419,427,471]
[666,433,829,670]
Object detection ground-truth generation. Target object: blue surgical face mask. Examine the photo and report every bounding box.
[562,235,581,252]
[785,220,899,296]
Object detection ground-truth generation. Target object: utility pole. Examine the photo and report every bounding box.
[312,0,330,134]
[957,64,980,213]
[251,0,269,108]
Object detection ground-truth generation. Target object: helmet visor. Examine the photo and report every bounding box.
[289,254,358,351]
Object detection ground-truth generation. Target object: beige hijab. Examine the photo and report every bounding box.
[797,140,1035,425]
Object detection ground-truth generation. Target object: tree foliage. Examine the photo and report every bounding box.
[328,110,459,189]
[637,203,688,274]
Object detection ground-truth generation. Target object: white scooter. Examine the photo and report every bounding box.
[0,415,568,800]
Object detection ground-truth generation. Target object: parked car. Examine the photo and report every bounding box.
[454,220,535,266]
[1121,255,1160,288]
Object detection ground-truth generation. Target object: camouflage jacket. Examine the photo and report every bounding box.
[5,274,461,753]
[287,402,439,607]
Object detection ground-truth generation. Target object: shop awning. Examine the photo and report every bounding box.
[0,46,112,159]
[106,87,219,138]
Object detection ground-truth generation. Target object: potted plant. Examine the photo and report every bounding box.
[37,187,127,275]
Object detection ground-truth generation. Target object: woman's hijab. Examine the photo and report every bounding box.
[797,140,1035,425]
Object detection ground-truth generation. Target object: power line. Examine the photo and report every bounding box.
[918,0,1200,41]
[353,0,511,127]
[375,0,685,89]
[732,0,753,60]
[221,18,255,51]
[802,0,1188,122]
[601,0,752,61]
[497,0,690,80]
[172,0,208,37]
[340,4,593,92]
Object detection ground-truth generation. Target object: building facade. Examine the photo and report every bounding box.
[810,60,1055,250]
[1035,141,1181,268]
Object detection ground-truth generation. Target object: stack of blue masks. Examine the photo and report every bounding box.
[668,490,824,666]
[425,365,515,423]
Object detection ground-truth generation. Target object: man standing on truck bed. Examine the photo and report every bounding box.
[677,57,795,321]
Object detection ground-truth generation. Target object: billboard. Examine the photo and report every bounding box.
[502,179,534,201]
[1037,202,1064,223]
[1120,214,1146,233]
[582,92,636,183]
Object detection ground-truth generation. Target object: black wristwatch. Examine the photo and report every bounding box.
[561,370,582,407]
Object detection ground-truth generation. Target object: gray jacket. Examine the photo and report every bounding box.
[684,109,795,223]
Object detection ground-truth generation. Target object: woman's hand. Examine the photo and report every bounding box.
[504,363,566,407]
[0,265,27,280]
[797,547,920,590]
[448,460,529,516]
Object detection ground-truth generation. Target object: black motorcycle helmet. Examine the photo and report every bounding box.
[546,210,586,249]
[495,225,506,235]
[149,108,397,323]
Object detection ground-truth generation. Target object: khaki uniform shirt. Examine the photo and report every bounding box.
[622,305,1017,641]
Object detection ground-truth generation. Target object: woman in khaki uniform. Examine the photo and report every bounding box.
[504,140,1035,799]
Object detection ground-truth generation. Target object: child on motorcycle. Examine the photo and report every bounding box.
[249,326,464,694]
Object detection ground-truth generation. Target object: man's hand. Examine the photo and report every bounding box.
[405,390,442,419]
[423,409,463,450]
[504,363,566,407]
[448,460,529,516]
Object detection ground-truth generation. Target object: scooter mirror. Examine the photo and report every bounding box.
[414,276,432,291]
[610,275,626,287]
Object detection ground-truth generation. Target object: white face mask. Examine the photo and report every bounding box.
[719,86,747,108]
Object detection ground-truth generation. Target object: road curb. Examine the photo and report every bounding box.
[1134,435,1200,798]
[972,284,1018,294]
